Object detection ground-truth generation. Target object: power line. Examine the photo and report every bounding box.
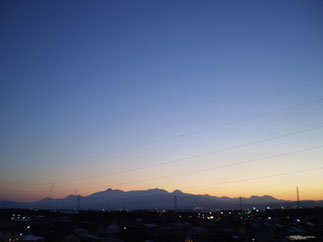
[184,97,323,137]
[107,97,323,154]
[3,126,323,189]
[5,144,323,193]
[86,144,323,190]
[211,166,323,187]
[124,97,323,151]
[51,97,323,167]
[58,124,323,184]
[2,98,323,194]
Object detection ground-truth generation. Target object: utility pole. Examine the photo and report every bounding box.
[296,186,300,208]
[77,195,80,210]
[239,196,242,211]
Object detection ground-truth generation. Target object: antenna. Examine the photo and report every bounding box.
[174,195,177,211]
[50,183,55,192]
[296,186,300,208]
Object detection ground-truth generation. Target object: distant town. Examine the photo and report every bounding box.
[0,207,322,241]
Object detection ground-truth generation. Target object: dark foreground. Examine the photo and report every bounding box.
[0,207,323,242]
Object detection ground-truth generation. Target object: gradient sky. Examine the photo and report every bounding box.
[1,0,323,202]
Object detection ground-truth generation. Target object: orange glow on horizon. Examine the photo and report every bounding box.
[3,185,323,203]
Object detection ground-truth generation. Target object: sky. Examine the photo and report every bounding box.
[1,0,323,202]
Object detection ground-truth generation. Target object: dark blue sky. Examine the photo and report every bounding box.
[1,0,323,201]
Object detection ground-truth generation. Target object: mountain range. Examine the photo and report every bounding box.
[1,188,323,210]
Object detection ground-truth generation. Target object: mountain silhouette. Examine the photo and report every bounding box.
[1,188,322,210]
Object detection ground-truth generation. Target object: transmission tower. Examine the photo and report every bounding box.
[74,190,80,210]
